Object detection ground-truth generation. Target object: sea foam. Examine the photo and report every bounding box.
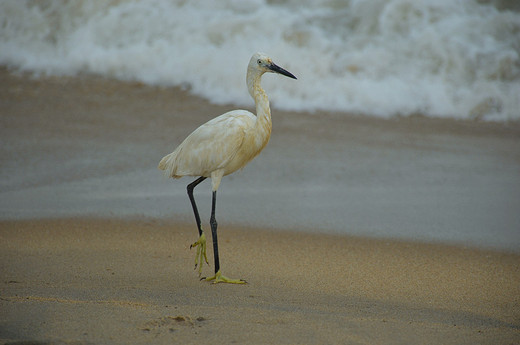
[1,0,519,121]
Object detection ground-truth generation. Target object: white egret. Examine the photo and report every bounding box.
[159,52,296,284]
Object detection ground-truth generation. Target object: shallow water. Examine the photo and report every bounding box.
[1,72,519,252]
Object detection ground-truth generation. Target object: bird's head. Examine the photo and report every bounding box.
[249,52,297,80]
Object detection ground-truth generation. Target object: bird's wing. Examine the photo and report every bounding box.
[168,110,255,177]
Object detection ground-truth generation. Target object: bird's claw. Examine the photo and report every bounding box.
[202,270,247,284]
[190,232,209,276]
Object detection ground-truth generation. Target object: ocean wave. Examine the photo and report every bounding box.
[1,0,519,121]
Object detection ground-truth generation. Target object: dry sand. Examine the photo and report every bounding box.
[1,69,520,344]
[1,219,519,345]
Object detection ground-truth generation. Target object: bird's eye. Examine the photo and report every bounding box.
[257,59,262,65]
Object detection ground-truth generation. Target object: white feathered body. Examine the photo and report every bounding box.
[158,108,271,181]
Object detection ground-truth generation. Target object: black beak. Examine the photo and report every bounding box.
[268,63,297,80]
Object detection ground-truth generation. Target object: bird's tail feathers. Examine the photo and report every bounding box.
[158,151,178,178]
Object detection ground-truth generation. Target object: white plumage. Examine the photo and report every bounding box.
[159,52,296,283]
[158,109,260,190]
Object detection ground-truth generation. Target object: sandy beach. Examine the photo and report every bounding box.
[1,219,519,345]
[1,69,520,344]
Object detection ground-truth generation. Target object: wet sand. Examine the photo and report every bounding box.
[1,69,520,344]
[1,69,520,250]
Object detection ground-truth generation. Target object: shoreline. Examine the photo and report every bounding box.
[2,68,520,251]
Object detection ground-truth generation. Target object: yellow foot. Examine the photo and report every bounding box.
[203,270,247,284]
[190,232,209,276]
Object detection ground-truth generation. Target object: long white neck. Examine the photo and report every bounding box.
[246,68,271,131]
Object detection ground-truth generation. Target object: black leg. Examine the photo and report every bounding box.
[187,176,206,236]
[210,190,220,274]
